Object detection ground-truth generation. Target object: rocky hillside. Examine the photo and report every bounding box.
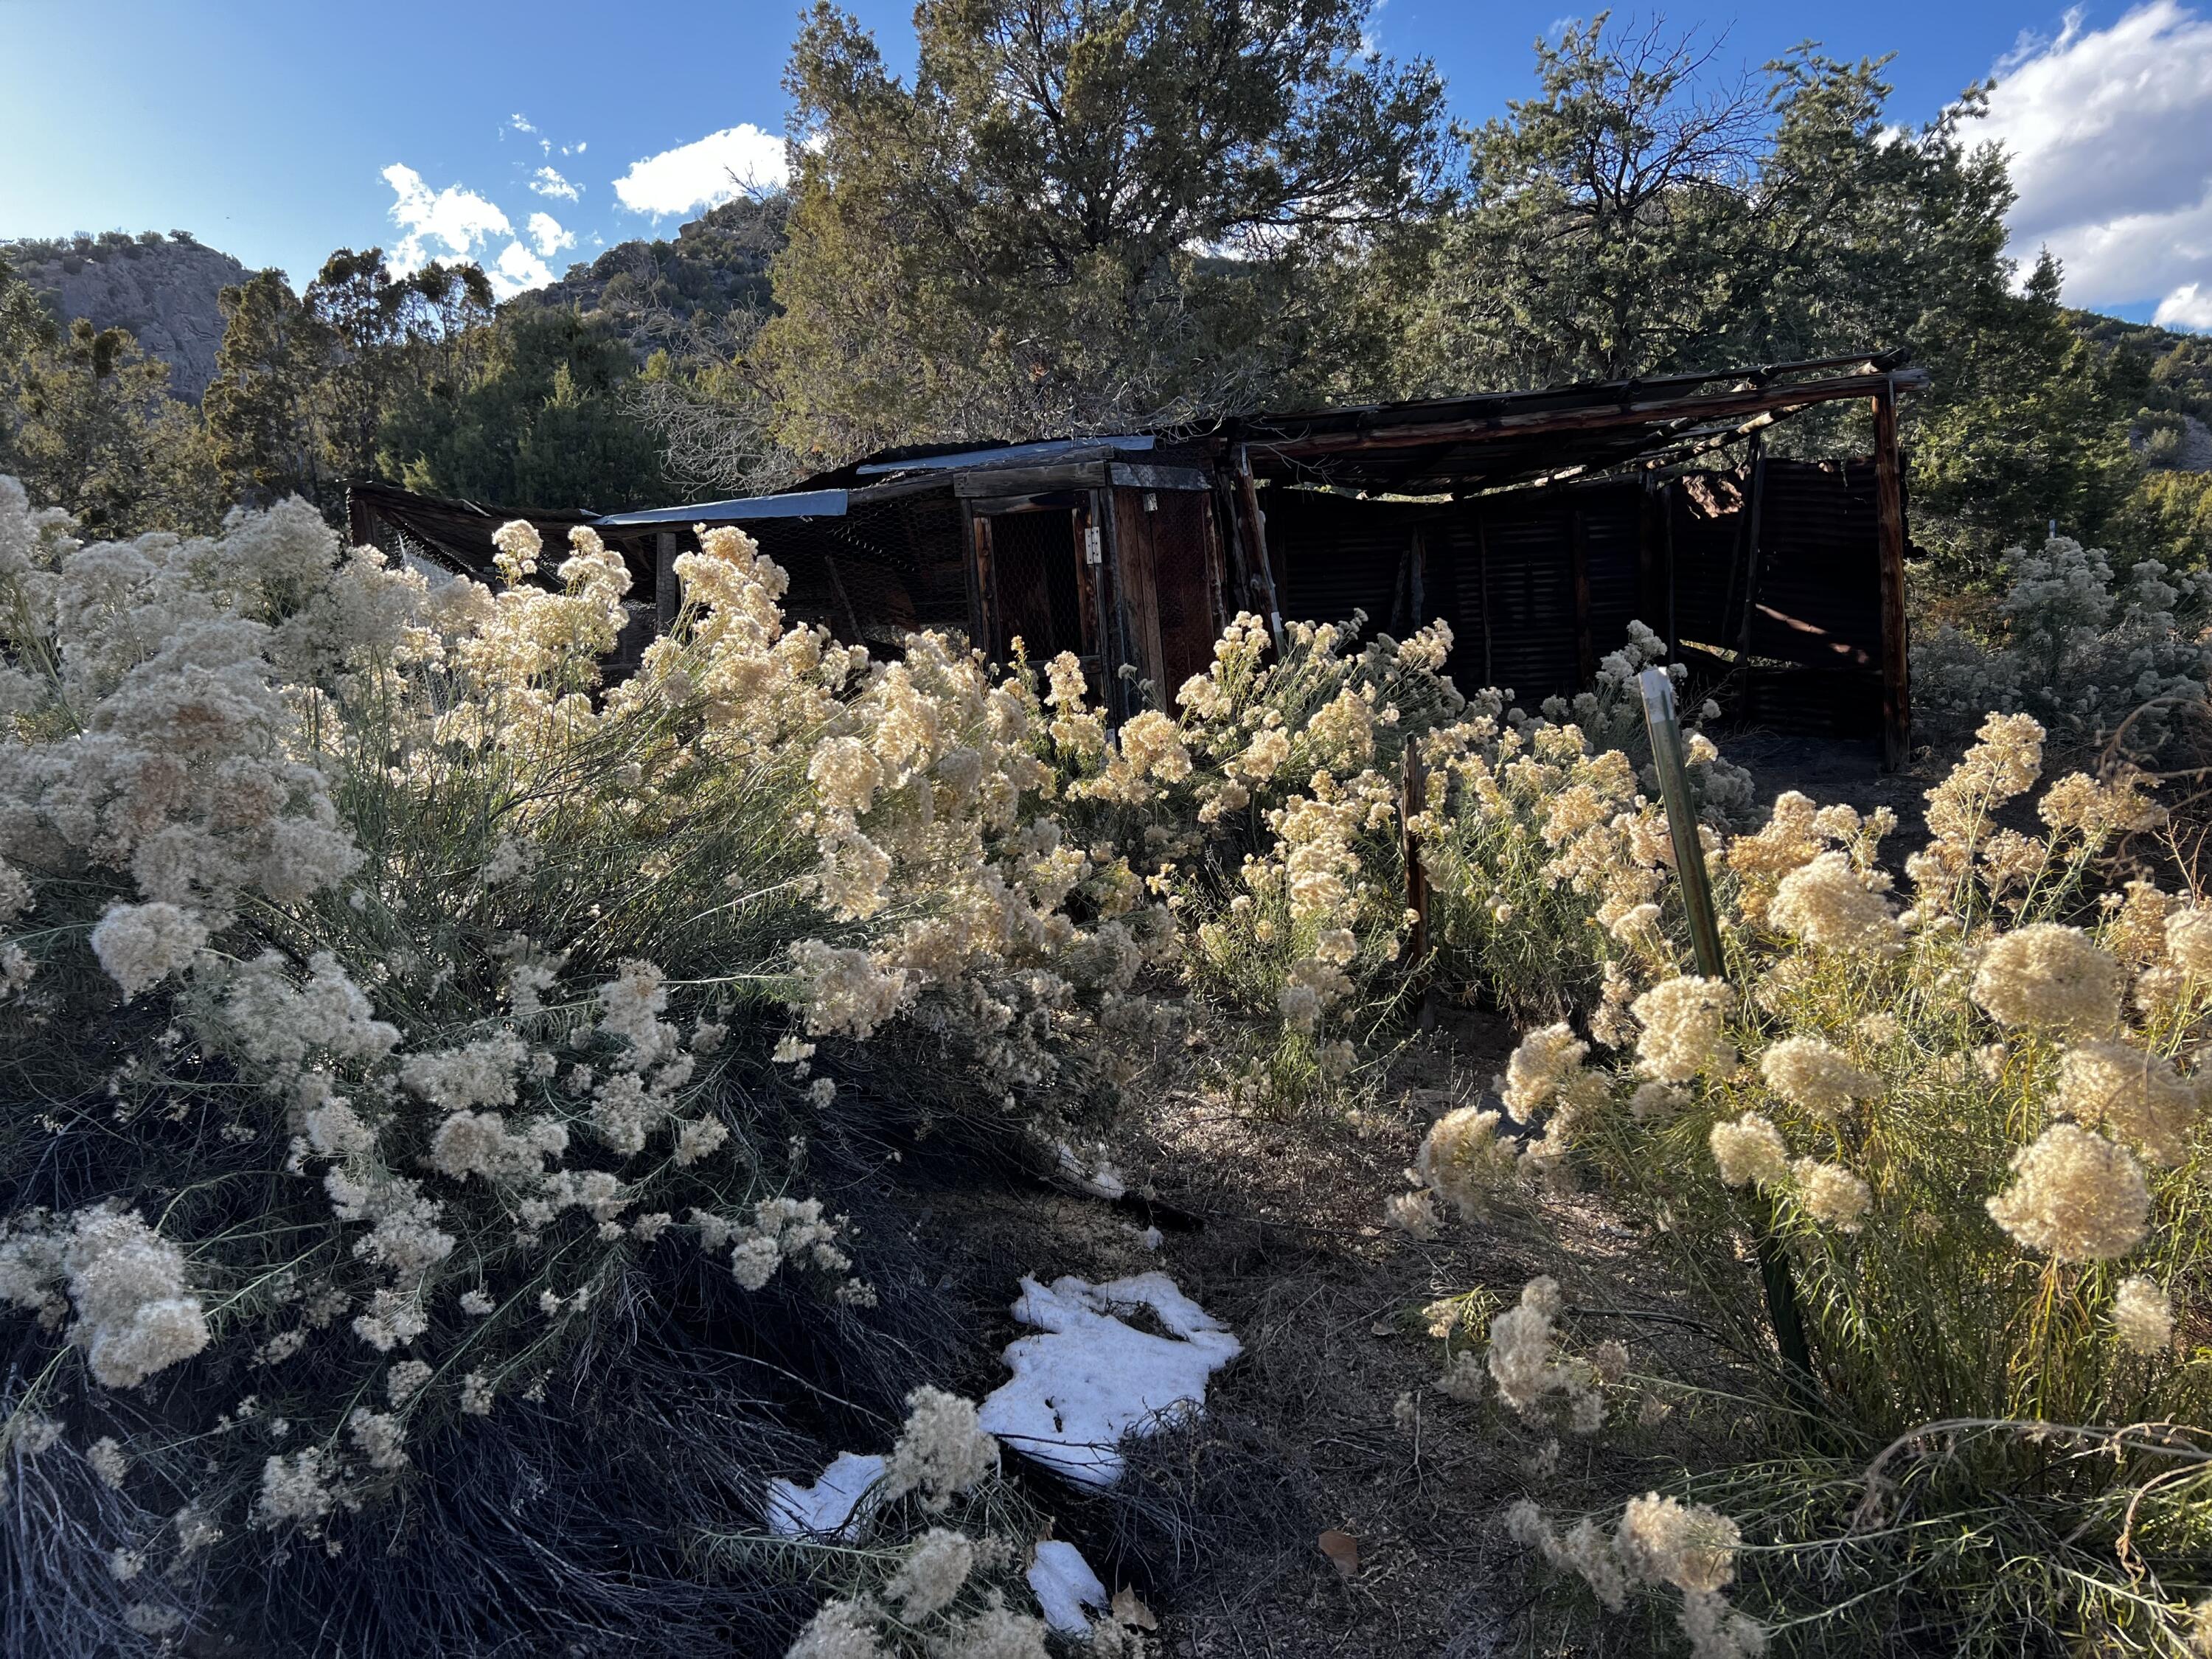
[507,195,786,364]
[4,230,249,401]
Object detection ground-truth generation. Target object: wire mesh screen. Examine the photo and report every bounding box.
[987,510,1085,661]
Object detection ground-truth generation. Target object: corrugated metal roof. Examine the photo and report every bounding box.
[595,489,850,527]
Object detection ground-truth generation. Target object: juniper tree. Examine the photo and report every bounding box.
[759,0,1450,460]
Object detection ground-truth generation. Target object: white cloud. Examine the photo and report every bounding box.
[509,113,536,135]
[494,241,554,293]
[526,212,575,260]
[530,164,580,201]
[2157,281,2212,327]
[1979,1,2212,329]
[612,123,788,216]
[381,164,512,275]
[380,163,561,299]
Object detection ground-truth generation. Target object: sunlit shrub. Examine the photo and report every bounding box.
[1406,712,2212,1652]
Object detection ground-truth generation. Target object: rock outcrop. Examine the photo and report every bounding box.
[5,232,249,402]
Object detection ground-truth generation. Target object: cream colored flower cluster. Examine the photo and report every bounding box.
[772,1391,1133,1659]
[1480,1276,1610,1434]
[1632,976,1736,1084]
[0,490,384,986]
[1727,791,1897,933]
[0,1206,210,1388]
[698,1195,858,1295]
[1507,1491,1764,1658]
[782,618,1164,1092]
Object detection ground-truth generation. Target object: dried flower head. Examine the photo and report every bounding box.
[89,902,209,1003]
[2111,1276,2173,1357]
[1758,1037,1878,1120]
[1415,1107,1519,1218]
[1971,925,2121,1034]
[2164,907,2212,978]
[886,1526,975,1620]
[1768,853,1902,955]
[1616,1492,1741,1594]
[1986,1124,2150,1262]
[881,1386,997,1512]
[1788,1159,1872,1232]
[1709,1113,1789,1189]
[2053,1040,2200,1166]
[1502,1025,1594,1121]
[1632,978,1736,1084]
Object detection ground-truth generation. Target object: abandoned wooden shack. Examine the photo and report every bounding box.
[349,352,1924,765]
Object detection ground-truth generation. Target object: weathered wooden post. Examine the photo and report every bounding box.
[1638,667,1820,1419]
[655,530,682,635]
[1401,742,1429,968]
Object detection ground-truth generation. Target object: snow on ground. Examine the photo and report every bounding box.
[1026,1539,1111,1635]
[1055,1139,1129,1199]
[764,1450,886,1539]
[978,1271,1241,1488]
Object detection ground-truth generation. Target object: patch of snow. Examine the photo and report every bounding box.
[1027,1539,1110,1635]
[1124,1222,1163,1251]
[764,1450,885,1539]
[1055,1140,1127,1200]
[978,1272,1241,1488]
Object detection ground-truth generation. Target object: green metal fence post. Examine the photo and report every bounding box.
[1637,668,1820,1421]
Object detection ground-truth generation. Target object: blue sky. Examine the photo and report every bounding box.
[3,1,2210,327]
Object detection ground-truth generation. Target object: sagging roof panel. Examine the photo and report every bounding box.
[595,489,850,527]
[1234,354,1924,496]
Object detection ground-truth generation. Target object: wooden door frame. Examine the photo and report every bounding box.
[961,490,1110,695]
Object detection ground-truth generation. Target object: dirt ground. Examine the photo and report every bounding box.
[921,1003,1767,1659]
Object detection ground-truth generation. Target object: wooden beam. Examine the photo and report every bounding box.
[1253,368,1928,462]
[953,462,1109,497]
[1107,462,1210,491]
[1233,445,1286,651]
[1871,380,1913,771]
[964,509,994,658]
